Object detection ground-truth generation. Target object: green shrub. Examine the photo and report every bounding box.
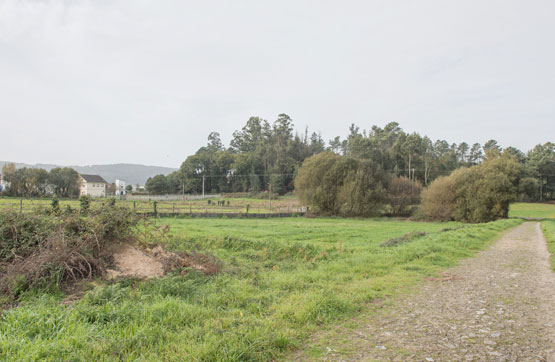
[419,155,523,223]
[295,153,389,216]
[79,195,91,214]
[0,206,139,300]
[387,176,423,216]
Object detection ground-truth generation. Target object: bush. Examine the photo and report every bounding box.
[79,195,91,214]
[387,176,423,216]
[337,160,389,217]
[294,153,352,214]
[0,206,139,300]
[419,155,523,223]
[418,175,458,221]
[295,153,389,216]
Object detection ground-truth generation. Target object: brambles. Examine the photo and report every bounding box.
[79,195,91,214]
[0,206,139,301]
[50,197,60,215]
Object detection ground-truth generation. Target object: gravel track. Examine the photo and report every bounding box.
[295,222,555,362]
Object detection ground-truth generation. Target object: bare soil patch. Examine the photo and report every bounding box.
[292,222,555,361]
[106,244,164,279]
[105,243,221,280]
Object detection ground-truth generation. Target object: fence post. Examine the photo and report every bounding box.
[172,204,175,215]
[153,201,157,216]
[20,199,23,215]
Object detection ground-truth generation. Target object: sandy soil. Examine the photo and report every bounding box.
[106,244,164,279]
[294,222,555,362]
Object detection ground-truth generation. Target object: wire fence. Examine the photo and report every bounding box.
[0,197,307,217]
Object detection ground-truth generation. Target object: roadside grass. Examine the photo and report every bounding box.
[540,220,555,270]
[0,217,521,361]
[509,202,555,219]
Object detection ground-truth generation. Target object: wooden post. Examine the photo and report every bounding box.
[20,199,23,215]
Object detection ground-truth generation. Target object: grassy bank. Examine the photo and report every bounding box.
[541,220,555,270]
[509,202,555,219]
[0,217,521,361]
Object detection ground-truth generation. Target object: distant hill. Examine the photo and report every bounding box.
[0,161,177,185]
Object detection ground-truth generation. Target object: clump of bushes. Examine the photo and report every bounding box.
[419,155,523,223]
[294,153,389,217]
[387,176,423,216]
[0,206,139,301]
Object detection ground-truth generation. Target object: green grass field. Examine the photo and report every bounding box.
[541,220,555,270]
[0,196,302,215]
[509,202,555,219]
[0,217,521,361]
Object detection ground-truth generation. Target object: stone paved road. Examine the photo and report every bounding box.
[294,222,555,362]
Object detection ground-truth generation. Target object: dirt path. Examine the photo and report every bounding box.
[293,222,555,361]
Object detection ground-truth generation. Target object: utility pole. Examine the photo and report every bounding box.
[202,175,205,198]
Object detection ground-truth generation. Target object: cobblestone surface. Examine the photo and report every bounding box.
[296,222,555,362]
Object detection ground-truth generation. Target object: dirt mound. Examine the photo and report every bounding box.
[106,244,220,280]
[106,244,164,279]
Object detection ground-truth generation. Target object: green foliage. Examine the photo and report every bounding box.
[337,160,389,217]
[387,176,423,216]
[418,175,458,221]
[0,212,55,262]
[145,174,171,194]
[0,217,520,361]
[48,167,81,198]
[540,220,555,270]
[420,155,524,223]
[526,142,555,200]
[50,197,60,215]
[1,164,49,197]
[79,195,91,214]
[295,153,389,216]
[0,207,139,300]
[294,153,351,214]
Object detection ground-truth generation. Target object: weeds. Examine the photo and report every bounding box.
[0,207,138,301]
[540,220,555,270]
[0,217,521,361]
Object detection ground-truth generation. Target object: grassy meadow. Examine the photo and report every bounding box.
[0,216,521,361]
[0,196,301,215]
[541,220,555,270]
[509,202,555,219]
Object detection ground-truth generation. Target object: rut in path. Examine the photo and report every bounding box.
[294,222,555,362]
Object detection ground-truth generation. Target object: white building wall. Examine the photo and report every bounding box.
[115,179,126,195]
[80,181,106,197]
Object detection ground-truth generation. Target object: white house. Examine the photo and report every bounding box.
[0,173,8,192]
[79,174,108,197]
[115,179,126,196]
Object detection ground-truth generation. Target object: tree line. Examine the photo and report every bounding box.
[0,164,81,198]
[146,114,554,202]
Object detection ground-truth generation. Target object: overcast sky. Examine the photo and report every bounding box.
[0,0,553,168]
